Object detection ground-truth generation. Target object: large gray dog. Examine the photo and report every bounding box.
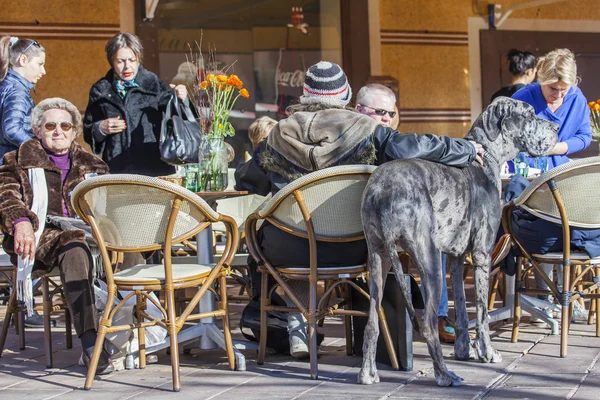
[357,98,558,387]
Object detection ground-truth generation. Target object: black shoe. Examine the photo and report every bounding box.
[24,310,56,328]
[82,349,114,375]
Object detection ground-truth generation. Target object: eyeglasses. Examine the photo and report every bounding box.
[22,40,40,54]
[44,121,73,132]
[358,104,397,118]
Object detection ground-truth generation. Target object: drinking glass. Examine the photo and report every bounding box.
[513,152,529,177]
[535,156,550,173]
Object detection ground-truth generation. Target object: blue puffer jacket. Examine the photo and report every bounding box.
[0,69,35,164]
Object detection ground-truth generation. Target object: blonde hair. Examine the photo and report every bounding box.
[31,98,83,137]
[0,36,45,81]
[248,116,277,148]
[536,48,579,87]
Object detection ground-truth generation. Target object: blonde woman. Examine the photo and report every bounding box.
[512,48,591,169]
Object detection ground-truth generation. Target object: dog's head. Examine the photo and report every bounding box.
[466,97,558,163]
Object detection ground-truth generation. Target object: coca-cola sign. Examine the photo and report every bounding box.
[277,69,305,88]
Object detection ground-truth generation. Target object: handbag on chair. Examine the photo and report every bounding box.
[160,96,203,165]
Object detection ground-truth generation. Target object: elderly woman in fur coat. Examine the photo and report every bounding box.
[0,97,113,374]
[235,61,484,359]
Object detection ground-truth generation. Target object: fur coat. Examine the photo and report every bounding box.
[0,138,108,271]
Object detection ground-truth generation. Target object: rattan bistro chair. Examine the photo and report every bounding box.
[71,174,238,392]
[502,157,600,357]
[246,165,399,379]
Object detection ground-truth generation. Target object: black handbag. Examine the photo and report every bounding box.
[160,96,203,165]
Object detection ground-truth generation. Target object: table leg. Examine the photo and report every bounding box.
[468,273,559,334]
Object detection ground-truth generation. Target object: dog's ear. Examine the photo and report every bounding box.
[481,97,534,142]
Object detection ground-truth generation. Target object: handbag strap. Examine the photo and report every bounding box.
[173,96,197,122]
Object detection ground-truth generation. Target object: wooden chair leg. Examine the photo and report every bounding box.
[17,306,25,350]
[560,264,572,358]
[488,270,501,310]
[511,259,522,343]
[308,277,318,380]
[0,288,17,356]
[219,275,235,370]
[377,305,399,370]
[257,270,268,365]
[343,283,353,356]
[84,324,107,390]
[136,292,146,370]
[42,276,53,368]
[166,288,181,392]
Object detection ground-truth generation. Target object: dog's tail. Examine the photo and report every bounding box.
[384,238,420,332]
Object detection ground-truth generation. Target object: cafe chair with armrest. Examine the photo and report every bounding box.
[246,165,399,379]
[0,236,73,368]
[502,156,600,357]
[71,174,238,391]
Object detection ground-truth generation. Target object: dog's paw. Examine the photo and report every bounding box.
[435,369,464,387]
[480,348,502,363]
[357,368,380,385]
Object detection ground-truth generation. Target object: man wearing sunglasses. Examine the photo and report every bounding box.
[356,83,457,345]
[356,83,397,128]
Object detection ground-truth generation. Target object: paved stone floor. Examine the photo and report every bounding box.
[1,287,600,399]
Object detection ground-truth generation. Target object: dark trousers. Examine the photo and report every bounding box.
[34,242,97,336]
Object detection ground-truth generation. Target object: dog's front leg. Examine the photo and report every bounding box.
[472,255,502,363]
[357,251,384,385]
[448,254,473,361]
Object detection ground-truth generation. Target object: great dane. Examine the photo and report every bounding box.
[358,98,558,386]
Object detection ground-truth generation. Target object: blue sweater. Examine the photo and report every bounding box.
[0,69,35,163]
[512,82,591,168]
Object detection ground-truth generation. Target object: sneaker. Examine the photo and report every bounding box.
[289,329,309,359]
[24,310,56,328]
[81,349,114,375]
[438,316,456,344]
[571,301,589,323]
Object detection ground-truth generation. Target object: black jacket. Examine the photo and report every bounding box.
[83,66,175,176]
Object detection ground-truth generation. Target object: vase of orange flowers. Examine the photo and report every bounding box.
[587,100,600,153]
[194,72,250,191]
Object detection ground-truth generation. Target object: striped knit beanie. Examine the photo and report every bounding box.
[300,61,352,107]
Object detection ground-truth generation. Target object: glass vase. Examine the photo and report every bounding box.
[197,136,228,192]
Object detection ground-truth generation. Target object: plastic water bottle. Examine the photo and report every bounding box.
[535,156,550,173]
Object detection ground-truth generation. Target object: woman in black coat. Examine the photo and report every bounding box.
[84,32,188,176]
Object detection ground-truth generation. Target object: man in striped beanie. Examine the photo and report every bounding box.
[300,61,352,107]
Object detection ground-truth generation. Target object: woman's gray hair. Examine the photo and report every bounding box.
[105,32,144,67]
[31,98,83,137]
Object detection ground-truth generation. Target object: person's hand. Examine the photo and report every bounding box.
[469,140,484,166]
[170,84,188,101]
[14,220,36,260]
[99,116,126,135]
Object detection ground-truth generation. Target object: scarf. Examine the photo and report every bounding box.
[114,78,139,99]
[16,168,48,316]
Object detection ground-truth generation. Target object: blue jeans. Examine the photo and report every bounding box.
[438,253,449,317]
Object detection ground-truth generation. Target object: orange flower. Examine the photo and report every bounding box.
[228,74,243,89]
[217,74,228,83]
[240,88,250,98]
[589,101,596,108]
[595,104,600,112]
[199,81,208,90]
[206,73,216,82]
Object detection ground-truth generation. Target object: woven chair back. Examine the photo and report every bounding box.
[71,174,217,250]
[514,156,600,228]
[257,165,376,240]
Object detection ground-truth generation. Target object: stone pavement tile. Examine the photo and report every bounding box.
[485,387,572,400]
[569,372,600,400]
[0,388,75,399]
[503,373,582,388]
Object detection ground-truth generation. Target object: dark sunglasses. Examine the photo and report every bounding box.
[22,40,41,53]
[44,121,73,132]
[359,104,397,118]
